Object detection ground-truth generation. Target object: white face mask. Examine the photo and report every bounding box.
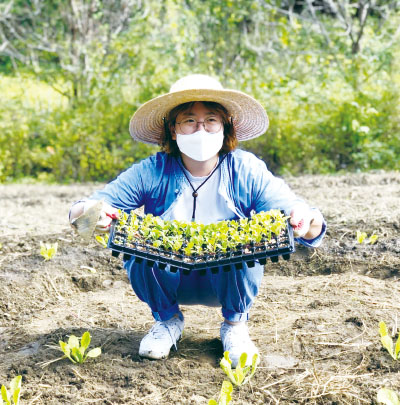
[176,129,224,162]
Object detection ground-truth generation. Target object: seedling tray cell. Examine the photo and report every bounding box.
[107,211,295,272]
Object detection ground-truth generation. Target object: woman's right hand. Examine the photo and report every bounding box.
[89,200,119,232]
[70,199,119,236]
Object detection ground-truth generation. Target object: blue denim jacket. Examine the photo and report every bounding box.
[91,149,326,247]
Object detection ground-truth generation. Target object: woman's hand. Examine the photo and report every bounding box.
[70,200,119,238]
[90,200,120,232]
[290,206,323,240]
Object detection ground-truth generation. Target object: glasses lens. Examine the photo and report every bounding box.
[179,119,197,134]
[204,117,222,134]
[178,118,222,134]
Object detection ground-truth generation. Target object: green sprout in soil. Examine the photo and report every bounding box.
[208,380,233,405]
[0,375,22,405]
[379,321,400,360]
[40,332,102,368]
[220,351,259,387]
[113,209,289,258]
[377,388,400,405]
[356,230,378,244]
[40,242,58,261]
[95,234,109,248]
[59,331,101,364]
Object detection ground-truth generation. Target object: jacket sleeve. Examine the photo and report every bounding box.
[88,156,155,211]
[250,157,307,215]
[249,156,327,248]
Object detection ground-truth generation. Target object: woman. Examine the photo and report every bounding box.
[70,74,326,367]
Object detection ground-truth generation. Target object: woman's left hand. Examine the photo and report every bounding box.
[290,206,323,239]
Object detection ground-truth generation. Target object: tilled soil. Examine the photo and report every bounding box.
[0,171,400,404]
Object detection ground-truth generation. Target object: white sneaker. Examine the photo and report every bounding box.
[220,321,259,368]
[139,314,184,359]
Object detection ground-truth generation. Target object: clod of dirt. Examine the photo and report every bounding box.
[71,275,104,291]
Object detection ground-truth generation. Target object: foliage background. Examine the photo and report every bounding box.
[0,0,399,182]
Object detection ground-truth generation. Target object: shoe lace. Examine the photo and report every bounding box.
[151,318,182,349]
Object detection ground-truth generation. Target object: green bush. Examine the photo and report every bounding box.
[1,3,399,182]
[0,87,156,182]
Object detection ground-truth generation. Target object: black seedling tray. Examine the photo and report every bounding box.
[107,214,295,275]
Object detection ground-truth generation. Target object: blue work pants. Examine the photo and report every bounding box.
[125,260,264,322]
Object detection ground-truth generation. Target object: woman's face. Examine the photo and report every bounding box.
[172,102,223,139]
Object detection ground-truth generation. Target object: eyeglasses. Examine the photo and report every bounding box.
[175,117,223,135]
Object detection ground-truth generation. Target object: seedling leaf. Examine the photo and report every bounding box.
[380,321,389,337]
[40,242,58,261]
[395,335,400,359]
[86,347,102,358]
[59,340,71,357]
[356,230,367,244]
[208,381,233,405]
[239,352,247,369]
[9,376,21,394]
[379,321,396,360]
[12,388,20,405]
[80,331,91,351]
[68,335,80,349]
[220,354,236,385]
[377,388,400,405]
[223,351,232,365]
[95,235,108,248]
[71,347,83,363]
[369,234,379,244]
[1,385,9,404]
[9,376,21,404]
[381,336,395,359]
[220,381,233,405]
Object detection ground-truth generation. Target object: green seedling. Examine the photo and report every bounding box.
[379,321,400,360]
[356,230,378,244]
[208,380,233,405]
[1,375,22,405]
[369,233,379,244]
[114,209,289,257]
[59,331,101,364]
[356,230,367,243]
[95,234,109,248]
[220,351,259,387]
[40,242,58,261]
[377,388,400,405]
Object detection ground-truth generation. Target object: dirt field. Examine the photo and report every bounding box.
[1,171,400,404]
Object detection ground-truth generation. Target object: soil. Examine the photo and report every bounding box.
[1,171,400,405]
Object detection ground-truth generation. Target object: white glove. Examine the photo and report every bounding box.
[290,206,314,238]
[83,200,119,233]
[71,199,119,239]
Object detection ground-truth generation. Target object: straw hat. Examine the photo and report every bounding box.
[129,74,269,144]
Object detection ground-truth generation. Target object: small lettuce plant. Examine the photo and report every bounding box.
[40,242,58,261]
[59,331,101,364]
[379,321,400,360]
[95,234,109,248]
[220,351,259,387]
[1,375,22,405]
[356,231,378,244]
[377,388,400,405]
[208,380,233,405]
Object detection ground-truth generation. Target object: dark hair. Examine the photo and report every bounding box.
[161,101,238,156]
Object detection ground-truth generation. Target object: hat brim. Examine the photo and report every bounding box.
[129,88,269,144]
